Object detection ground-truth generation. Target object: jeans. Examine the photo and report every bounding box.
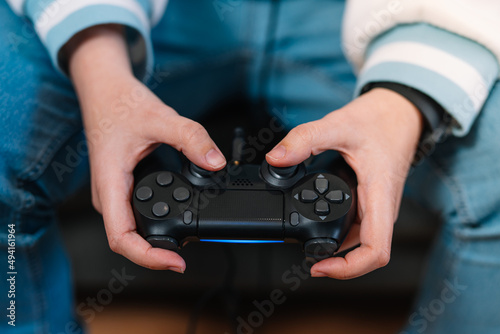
[0,0,499,333]
[402,81,500,334]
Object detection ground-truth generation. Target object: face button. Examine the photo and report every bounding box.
[326,190,344,204]
[314,200,330,215]
[173,187,190,202]
[136,186,153,201]
[183,210,193,225]
[300,189,319,203]
[156,172,173,186]
[152,202,170,217]
[315,178,329,194]
[290,212,299,226]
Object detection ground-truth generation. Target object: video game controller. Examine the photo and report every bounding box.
[132,131,357,261]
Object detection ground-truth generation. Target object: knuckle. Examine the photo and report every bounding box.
[292,123,314,144]
[180,120,207,147]
[108,236,122,254]
[90,184,102,213]
[91,197,101,213]
[375,249,391,268]
[107,231,126,254]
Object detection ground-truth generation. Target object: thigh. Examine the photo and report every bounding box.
[407,80,500,238]
[149,0,356,125]
[404,81,500,333]
[0,5,87,213]
[0,3,86,332]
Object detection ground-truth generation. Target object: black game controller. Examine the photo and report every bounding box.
[133,131,357,261]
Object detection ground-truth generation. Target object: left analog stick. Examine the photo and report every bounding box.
[190,163,214,178]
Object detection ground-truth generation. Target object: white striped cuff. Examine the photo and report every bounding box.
[356,24,499,136]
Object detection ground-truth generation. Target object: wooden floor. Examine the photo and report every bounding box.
[86,296,411,334]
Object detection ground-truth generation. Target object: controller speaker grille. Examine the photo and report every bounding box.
[232,179,253,186]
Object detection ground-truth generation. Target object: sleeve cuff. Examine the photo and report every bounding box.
[355,23,499,137]
[30,1,154,81]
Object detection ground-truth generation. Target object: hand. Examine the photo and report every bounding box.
[266,88,423,279]
[67,25,226,272]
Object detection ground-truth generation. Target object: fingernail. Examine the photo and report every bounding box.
[266,145,286,160]
[311,270,327,278]
[205,149,226,168]
[168,266,185,274]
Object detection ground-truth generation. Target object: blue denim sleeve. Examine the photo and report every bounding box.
[5,0,169,80]
[355,23,499,137]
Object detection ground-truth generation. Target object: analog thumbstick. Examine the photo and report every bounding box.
[190,163,214,178]
[260,161,306,188]
[269,165,298,179]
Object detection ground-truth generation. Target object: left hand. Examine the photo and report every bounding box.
[266,88,424,279]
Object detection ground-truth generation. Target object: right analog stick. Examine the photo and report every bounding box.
[269,165,298,179]
[260,161,306,188]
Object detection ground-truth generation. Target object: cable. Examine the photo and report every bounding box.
[231,127,246,165]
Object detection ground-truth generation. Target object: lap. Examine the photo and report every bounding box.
[0,2,84,213]
[407,80,500,236]
[151,0,355,128]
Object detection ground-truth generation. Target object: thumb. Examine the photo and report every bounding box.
[150,115,226,171]
[265,118,345,167]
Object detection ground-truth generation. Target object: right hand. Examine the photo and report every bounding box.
[266,88,423,279]
[67,25,226,272]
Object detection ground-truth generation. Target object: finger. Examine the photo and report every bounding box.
[265,117,348,167]
[96,164,186,272]
[335,221,361,253]
[311,176,396,279]
[311,243,390,280]
[149,115,226,171]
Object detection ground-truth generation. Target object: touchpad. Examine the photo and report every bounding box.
[198,190,284,239]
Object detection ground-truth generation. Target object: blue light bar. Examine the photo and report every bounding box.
[199,239,284,244]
